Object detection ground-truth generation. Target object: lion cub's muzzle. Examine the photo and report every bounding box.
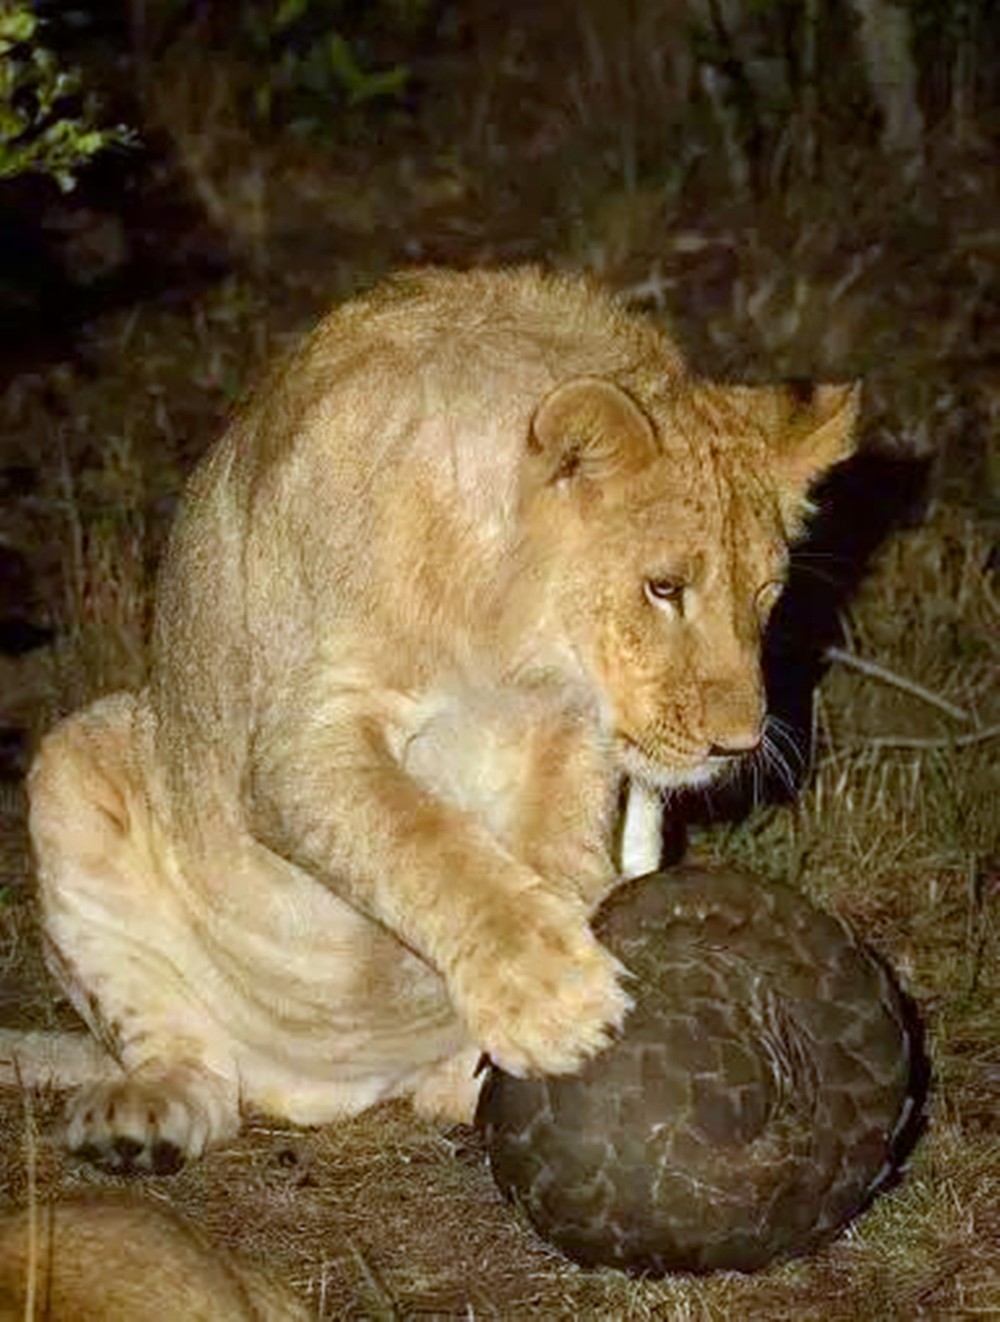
[695,669,767,773]
[707,731,763,759]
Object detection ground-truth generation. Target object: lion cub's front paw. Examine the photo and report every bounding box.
[65,1066,238,1174]
[451,893,631,1077]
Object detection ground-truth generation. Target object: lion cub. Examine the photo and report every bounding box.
[0,1197,308,1319]
[25,268,857,1170]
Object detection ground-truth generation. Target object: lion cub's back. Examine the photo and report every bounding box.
[230,266,688,586]
[245,266,683,464]
[304,265,683,401]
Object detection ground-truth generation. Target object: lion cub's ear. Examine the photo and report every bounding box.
[763,381,861,532]
[772,382,861,489]
[528,378,658,484]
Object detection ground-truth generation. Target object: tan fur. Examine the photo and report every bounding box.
[23,268,858,1167]
[0,1197,309,1320]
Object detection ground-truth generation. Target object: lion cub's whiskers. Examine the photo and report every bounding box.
[761,715,806,798]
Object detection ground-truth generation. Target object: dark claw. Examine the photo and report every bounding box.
[150,1140,184,1175]
[110,1136,144,1169]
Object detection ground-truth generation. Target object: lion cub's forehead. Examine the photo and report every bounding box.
[609,418,789,587]
[645,381,770,462]
[621,475,785,579]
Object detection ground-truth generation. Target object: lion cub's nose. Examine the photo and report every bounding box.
[702,676,765,760]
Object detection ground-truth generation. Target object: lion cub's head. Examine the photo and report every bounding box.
[513,373,858,790]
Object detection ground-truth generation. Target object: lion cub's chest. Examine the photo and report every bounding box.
[394,684,602,847]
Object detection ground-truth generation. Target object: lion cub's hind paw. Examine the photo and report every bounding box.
[65,1069,237,1175]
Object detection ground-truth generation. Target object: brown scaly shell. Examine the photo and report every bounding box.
[476,866,922,1275]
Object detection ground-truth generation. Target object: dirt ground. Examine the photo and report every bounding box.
[0,5,998,1318]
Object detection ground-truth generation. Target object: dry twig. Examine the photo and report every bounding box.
[15,1058,36,1322]
[825,646,973,723]
[846,723,1000,751]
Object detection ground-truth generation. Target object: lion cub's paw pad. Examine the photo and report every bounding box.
[65,1077,213,1174]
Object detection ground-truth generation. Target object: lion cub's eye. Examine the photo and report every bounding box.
[644,577,686,615]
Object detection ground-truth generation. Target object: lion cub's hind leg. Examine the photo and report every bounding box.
[29,693,241,1172]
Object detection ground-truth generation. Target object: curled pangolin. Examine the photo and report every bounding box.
[476,865,922,1274]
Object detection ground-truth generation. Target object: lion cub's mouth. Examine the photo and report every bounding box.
[617,734,722,791]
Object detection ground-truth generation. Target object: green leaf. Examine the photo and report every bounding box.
[0,1,136,188]
[0,8,35,47]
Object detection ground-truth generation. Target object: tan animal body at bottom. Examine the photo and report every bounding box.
[0,1197,309,1320]
[11,267,858,1171]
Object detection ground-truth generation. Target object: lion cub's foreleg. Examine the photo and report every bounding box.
[249,693,629,1080]
[404,708,619,1124]
[505,708,620,910]
[29,693,241,1171]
